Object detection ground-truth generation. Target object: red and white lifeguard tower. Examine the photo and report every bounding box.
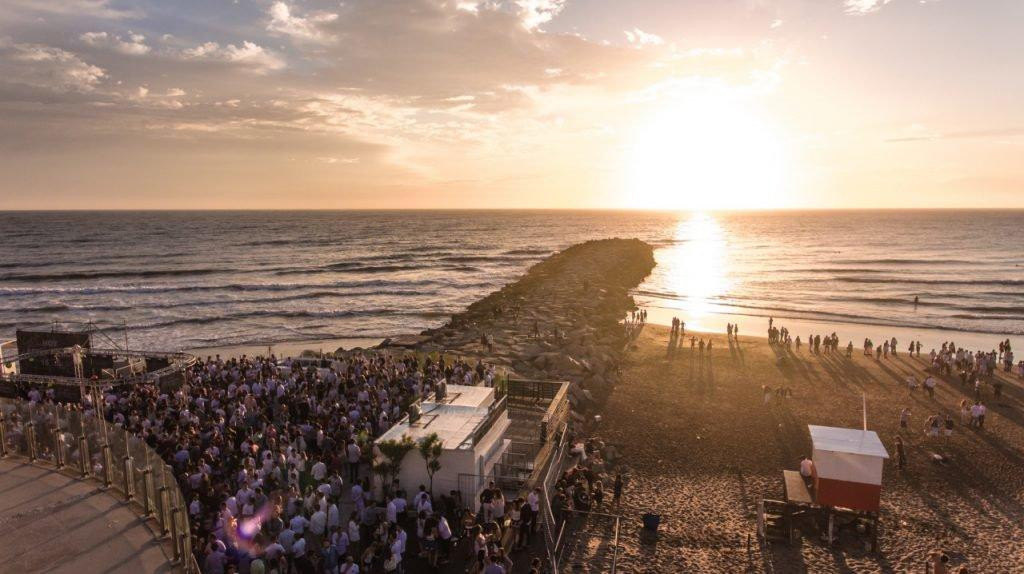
[809,424,889,512]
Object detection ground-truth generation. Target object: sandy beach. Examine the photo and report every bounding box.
[569,324,1024,573]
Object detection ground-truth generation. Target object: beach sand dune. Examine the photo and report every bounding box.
[575,325,1024,573]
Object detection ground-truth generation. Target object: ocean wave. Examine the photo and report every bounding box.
[0,278,449,298]
[502,248,551,256]
[835,258,980,266]
[15,288,432,315]
[0,268,227,282]
[133,308,453,331]
[833,277,1024,287]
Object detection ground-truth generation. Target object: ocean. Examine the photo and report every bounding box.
[1,210,1022,352]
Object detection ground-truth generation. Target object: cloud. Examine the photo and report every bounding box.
[266,1,339,44]
[624,28,664,47]
[1,0,141,20]
[770,19,784,29]
[843,0,892,14]
[886,127,1024,143]
[80,31,150,55]
[180,41,284,74]
[0,39,106,92]
[516,0,567,30]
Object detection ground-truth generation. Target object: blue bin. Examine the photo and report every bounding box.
[642,513,661,532]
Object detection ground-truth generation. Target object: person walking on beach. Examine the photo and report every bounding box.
[925,414,941,438]
[924,376,936,398]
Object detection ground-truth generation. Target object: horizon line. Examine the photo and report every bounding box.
[3,206,1024,213]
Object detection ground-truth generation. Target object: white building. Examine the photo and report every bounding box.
[375,384,510,506]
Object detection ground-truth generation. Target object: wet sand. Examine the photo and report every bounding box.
[579,324,1024,573]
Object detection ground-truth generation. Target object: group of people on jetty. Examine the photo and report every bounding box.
[11,351,547,574]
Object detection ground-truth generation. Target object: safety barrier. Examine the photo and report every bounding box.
[0,398,199,573]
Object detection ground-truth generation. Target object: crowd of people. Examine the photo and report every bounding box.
[13,350,552,574]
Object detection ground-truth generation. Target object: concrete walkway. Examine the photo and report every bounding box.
[0,458,177,573]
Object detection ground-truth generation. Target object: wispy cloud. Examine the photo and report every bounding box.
[180,41,284,74]
[0,39,106,92]
[80,31,150,55]
[2,0,141,20]
[844,0,892,14]
[886,127,1024,143]
[624,28,664,47]
[266,1,338,44]
[516,0,566,30]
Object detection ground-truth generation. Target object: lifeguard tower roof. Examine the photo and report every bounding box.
[809,425,889,459]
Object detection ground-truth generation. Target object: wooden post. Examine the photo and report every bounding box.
[26,422,37,462]
[141,467,154,517]
[0,410,7,458]
[101,442,113,488]
[78,435,89,478]
[170,506,183,562]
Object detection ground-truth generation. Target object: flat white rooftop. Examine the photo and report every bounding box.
[438,384,494,409]
[378,403,501,450]
[809,425,889,459]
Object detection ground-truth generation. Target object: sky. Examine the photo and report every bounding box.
[0,0,1021,210]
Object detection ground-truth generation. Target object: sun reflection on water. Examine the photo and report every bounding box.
[664,212,730,331]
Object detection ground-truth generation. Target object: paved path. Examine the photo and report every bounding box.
[0,458,177,573]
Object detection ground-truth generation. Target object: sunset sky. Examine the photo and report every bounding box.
[0,0,1021,210]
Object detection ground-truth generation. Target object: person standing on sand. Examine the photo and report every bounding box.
[799,456,815,486]
[900,407,911,429]
[894,436,906,471]
[613,473,623,505]
[924,376,936,398]
[925,550,950,574]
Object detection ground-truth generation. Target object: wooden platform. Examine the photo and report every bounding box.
[783,470,813,504]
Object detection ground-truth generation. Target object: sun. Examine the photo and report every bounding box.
[621,97,788,210]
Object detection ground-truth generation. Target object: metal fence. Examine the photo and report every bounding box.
[539,422,571,572]
[0,397,198,573]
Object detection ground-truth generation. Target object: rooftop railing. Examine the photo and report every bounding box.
[0,397,198,573]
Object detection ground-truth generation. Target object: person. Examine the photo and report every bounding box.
[943,415,954,438]
[899,407,911,429]
[893,436,906,471]
[612,473,623,505]
[799,456,814,485]
[925,550,950,573]
[923,376,936,398]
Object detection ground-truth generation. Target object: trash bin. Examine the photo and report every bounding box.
[642,513,661,532]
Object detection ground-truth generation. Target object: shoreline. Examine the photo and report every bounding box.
[187,336,384,359]
[637,299,1017,352]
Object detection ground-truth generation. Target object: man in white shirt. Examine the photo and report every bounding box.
[311,459,328,481]
[310,508,327,537]
[386,497,399,524]
[278,527,295,555]
[290,513,310,535]
[292,533,307,559]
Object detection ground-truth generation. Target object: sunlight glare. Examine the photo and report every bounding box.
[666,212,730,331]
[622,97,787,210]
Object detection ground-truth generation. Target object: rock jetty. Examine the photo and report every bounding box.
[383,238,655,399]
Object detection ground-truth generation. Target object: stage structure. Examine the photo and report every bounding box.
[1,326,195,402]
